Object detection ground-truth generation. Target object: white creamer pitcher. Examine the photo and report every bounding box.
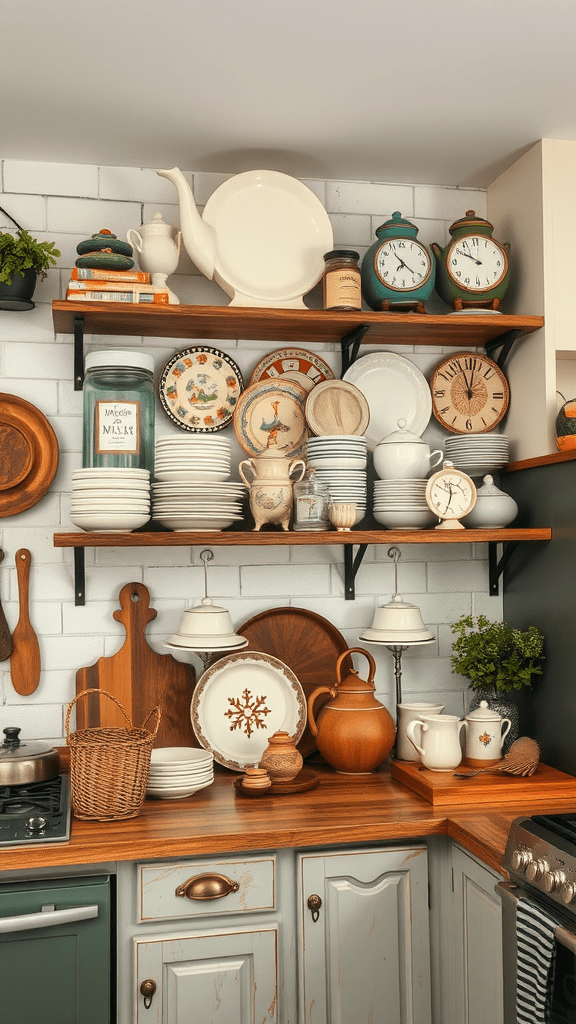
[406,714,465,772]
[395,702,445,761]
[127,213,182,304]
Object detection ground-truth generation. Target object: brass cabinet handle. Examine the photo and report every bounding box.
[307,893,322,922]
[140,979,156,1009]
[175,872,240,900]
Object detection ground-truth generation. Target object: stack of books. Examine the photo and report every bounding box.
[66,267,169,304]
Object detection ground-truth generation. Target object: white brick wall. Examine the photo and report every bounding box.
[0,158,501,741]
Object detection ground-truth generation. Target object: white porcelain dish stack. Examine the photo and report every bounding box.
[372,479,436,530]
[146,746,214,800]
[305,434,367,470]
[152,435,246,531]
[69,468,151,532]
[443,433,510,478]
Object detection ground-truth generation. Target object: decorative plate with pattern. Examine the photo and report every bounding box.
[233,378,308,456]
[190,651,306,770]
[159,346,244,433]
[249,347,335,394]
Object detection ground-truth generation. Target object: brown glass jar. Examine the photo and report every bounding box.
[322,249,362,310]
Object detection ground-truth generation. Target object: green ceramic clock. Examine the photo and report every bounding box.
[361,212,436,313]
[431,210,510,311]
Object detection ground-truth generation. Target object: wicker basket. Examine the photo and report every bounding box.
[66,689,161,821]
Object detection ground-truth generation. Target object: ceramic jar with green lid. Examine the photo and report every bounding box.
[361,212,436,312]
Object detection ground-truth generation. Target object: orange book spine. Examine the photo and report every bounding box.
[70,266,151,283]
[68,279,156,292]
[66,288,169,304]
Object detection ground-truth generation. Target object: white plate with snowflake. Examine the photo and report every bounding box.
[190,651,306,770]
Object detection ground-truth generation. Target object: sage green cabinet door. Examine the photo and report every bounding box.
[134,925,278,1024]
[451,846,504,1024]
[298,845,431,1024]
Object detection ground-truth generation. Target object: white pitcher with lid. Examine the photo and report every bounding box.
[406,714,465,772]
[127,212,182,304]
[463,700,511,766]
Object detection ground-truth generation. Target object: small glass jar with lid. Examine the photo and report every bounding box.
[82,350,155,472]
[322,249,362,310]
[292,468,331,531]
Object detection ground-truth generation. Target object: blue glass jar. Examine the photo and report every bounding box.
[82,350,155,473]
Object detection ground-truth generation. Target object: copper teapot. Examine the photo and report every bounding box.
[307,648,395,774]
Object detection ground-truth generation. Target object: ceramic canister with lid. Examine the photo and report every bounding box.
[82,350,155,473]
[463,700,511,766]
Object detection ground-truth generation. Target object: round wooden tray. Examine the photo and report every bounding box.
[234,767,319,797]
[0,394,59,517]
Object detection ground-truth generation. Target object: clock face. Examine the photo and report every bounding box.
[425,468,477,520]
[430,352,510,434]
[374,239,432,292]
[446,235,508,292]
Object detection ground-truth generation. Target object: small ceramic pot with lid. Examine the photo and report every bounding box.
[0,727,60,786]
[463,700,511,766]
[373,419,443,480]
[463,475,519,529]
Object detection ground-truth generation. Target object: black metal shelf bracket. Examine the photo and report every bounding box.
[340,324,370,375]
[484,329,523,370]
[488,540,519,596]
[74,548,86,605]
[344,543,368,600]
[74,315,85,390]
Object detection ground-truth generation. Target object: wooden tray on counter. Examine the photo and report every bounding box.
[390,758,576,806]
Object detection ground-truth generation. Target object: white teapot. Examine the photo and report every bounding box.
[127,213,182,304]
[373,419,443,480]
[463,701,511,765]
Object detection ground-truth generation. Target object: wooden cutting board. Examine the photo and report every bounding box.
[390,758,576,806]
[75,582,197,748]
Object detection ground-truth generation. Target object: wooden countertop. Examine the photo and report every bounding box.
[2,764,576,876]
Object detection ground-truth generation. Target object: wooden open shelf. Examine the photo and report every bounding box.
[52,301,543,348]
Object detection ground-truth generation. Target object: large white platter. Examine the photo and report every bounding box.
[343,351,432,449]
[191,650,306,770]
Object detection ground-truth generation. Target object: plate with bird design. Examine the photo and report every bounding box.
[232,378,309,456]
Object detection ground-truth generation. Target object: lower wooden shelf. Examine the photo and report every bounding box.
[53,528,551,605]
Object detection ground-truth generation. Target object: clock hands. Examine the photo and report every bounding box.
[455,242,482,266]
[391,244,415,276]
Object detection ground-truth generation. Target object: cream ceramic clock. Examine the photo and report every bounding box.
[425,461,477,530]
[430,351,510,434]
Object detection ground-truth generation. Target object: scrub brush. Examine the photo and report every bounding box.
[453,737,540,778]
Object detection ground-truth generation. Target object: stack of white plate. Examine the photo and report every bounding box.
[155,435,232,483]
[444,434,510,478]
[306,434,367,470]
[313,467,367,524]
[70,468,151,532]
[146,747,214,800]
[372,479,436,529]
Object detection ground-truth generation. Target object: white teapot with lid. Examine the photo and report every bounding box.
[373,419,443,480]
[463,700,511,765]
[127,213,182,304]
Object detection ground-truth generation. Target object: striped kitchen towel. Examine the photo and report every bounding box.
[516,896,557,1024]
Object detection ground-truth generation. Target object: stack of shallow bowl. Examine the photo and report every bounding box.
[372,479,436,529]
[443,433,510,478]
[306,434,367,470]
[70,468,151,532]
[146,747,214,800]
[152,435,246,531]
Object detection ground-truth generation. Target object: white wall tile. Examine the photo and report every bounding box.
[46,196,142,237]
[99,165,186,204]
[427,559,489,593]
[414,186,487,221]
[0,194,47,231]
[3,160,99,198]
[326,181,414,216]
[241,563,331,597]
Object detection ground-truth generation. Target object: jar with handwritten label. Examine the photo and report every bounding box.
[292,468,331,531]
[322,250,362,310]
[82,350,155,472]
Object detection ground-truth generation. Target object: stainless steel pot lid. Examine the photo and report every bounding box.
[0,727,57,760]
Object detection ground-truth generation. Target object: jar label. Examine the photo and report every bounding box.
[324,270,362,310]
[95,401,140,454]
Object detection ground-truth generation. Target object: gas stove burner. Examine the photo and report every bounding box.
[0,774,70,846]
[0,798,37,817]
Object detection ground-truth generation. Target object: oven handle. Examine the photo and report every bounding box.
[0,904,98,934]
[496,880,576,955]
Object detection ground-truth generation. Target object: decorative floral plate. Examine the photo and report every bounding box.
[233,379,308,456]
[190,651,306,770]
[159,346,244,432]
[249,347,335,394]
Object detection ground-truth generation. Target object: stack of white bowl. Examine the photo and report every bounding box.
[444,433,510,478]
[146,747,214,800]
[152,435,246,531]
[372,479,436,529]
[307,435,368,526]
[70,468,151,532]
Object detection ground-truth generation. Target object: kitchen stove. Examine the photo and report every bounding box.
[504,813,576,910]
[0,774,70,846]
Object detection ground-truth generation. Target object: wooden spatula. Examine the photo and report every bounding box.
[0,548,13,661]
[10,548,41,695]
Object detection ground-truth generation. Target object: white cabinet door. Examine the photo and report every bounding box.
[298,844,431,1024]
[134,925,278,1024]
[451,845,504,1024]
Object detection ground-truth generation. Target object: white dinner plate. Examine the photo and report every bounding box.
[343,351,431,449]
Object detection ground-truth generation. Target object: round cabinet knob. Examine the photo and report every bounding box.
[525,858,548,883]
[562,880,576,905]
[512,849,533,872]
[543,869,566,893]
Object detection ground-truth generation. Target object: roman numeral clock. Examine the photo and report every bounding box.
[430,352,510,434]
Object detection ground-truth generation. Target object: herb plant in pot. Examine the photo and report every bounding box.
[0,207,61,310]
[450,614,545,752]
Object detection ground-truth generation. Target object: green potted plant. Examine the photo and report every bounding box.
[450,613,545,749]
[0,206,60,310]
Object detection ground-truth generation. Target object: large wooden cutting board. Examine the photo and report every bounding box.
[390,758,576,806]
[75,582,197,748]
